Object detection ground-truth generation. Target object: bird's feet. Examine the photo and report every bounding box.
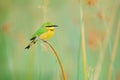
[41,39,47,43]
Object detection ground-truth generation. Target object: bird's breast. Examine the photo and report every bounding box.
[39,30,54,40]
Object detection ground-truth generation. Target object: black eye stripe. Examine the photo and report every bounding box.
[46,26,52,27]
[46,25,58,27]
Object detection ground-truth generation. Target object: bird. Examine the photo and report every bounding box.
[25,22,58,49]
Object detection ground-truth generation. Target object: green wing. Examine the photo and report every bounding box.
[30,26,48,40]
[35,27,48,36]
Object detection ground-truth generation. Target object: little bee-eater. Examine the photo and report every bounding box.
[25,22,58,49]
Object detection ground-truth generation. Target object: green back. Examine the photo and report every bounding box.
[33,26,48,36]
[33,22,53,37]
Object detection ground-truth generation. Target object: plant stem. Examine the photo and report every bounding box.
[43,40,67,80]
[81,24,88,80]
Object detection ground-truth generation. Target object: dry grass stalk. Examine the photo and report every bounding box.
[43,40,67,80]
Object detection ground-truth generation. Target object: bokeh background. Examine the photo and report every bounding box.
[0,0,120,80]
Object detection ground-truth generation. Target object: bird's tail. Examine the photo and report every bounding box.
[25,40,37,49]
[25,44,31,49]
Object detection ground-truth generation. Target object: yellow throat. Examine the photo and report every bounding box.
[40,27,55,40]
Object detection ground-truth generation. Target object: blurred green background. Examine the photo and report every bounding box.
[0,0,120,80]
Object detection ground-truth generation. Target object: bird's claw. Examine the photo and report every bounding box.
[42,40,47,43]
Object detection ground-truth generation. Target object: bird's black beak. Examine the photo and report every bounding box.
[52,25,58,27]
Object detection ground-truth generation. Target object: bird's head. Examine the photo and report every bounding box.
[42,22,58,30]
